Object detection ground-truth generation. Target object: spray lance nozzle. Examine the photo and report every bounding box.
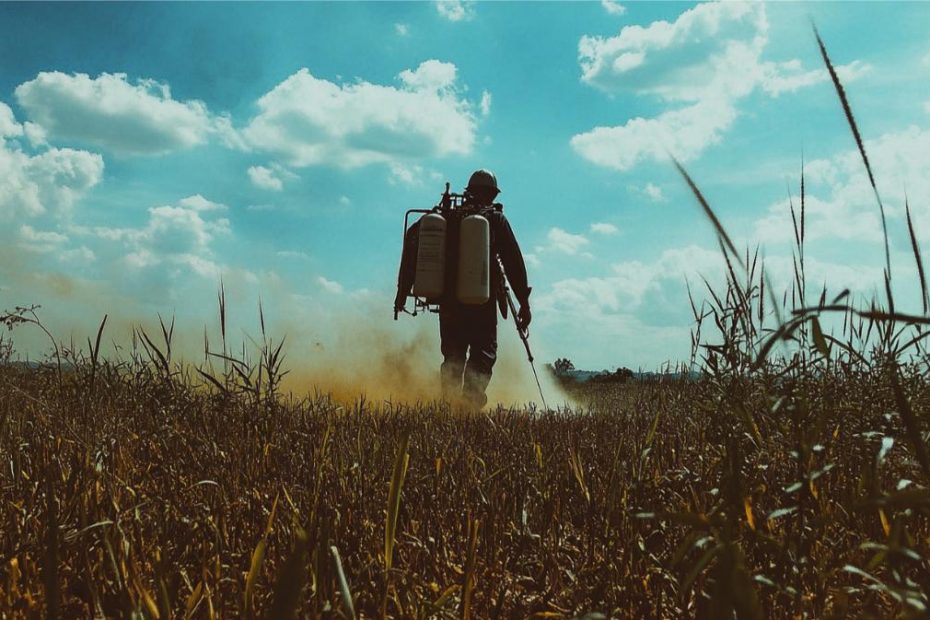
[496,258,548,410]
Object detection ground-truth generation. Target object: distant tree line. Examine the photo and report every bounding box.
[546,358,636,387]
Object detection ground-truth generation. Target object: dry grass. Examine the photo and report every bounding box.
[1,357,929,618]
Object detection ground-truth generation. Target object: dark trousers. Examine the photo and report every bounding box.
[439,301,497,408]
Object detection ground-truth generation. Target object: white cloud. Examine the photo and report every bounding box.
[318,276,344,294]
[177,194,226,212]
[536,245,723,324]
[27,148,105,213]
[480,90,492,117]
[339,195,351,206]
[59,246,96,264]
[0,102,22,138]
[23,122,47,147]
[572,96,736,171]
[761,253,885,299]
[754,124,930,247]
[14,72,237,155]
[601,0,626,16]
[398,59,458,91]
[738,118,930,318]
[533,242,896,368]
[436,0,475,22]
[590,222,619,235]
[388,162,424,186]
[643,182,665,202]
[0,126,103,221]
[90,194,230,278]
[243,60,479,168]
[247,164,298,191]
[573,3,764,170]
[753,193,882,245]
[18,224,67,253]
[248,165,282,191]
[579,3,768,99]
[143,202,228,257]
[573,3,869,171]
[760,59,871,97]
[395,23,410,37]
[630,182,666,203]
[547,227,590,255]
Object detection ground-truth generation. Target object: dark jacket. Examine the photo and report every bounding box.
[397,205,531,309]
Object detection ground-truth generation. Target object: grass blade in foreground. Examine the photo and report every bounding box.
[672,156,743,271]
[813,22,892,288]
[384,432,410,572]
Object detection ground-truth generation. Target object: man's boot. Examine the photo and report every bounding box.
[462,367,491,409]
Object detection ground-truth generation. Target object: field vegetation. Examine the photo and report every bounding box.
[3,27,930,619]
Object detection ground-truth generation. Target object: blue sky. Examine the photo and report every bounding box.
[3,1,930,384]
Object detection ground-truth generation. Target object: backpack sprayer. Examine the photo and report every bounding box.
[395,182,484,318]
[395,182,548,409]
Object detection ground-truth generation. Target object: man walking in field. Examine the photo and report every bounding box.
[395,170,532,408]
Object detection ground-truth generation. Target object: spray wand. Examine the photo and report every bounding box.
[497,257,548,411]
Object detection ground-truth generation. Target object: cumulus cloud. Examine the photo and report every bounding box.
[546,227,590,255]
[436,0,475,22]
[143,205,227,261]
[0,109,104,221]
[247,163,297,191]
[398,60,457,91]
[395,23,410,36]
[23,122,47,148]
[91,194,230,278]
[572,3,869,171]
[15,72,238,155]
[601,0,626,16]
[630,182,666,203]
[532,234,898,368]
[536,245,723,327]
[0,102,104,273]
[760,59,871,97]
[765,253,885,298]
[528,227,599,264]
[248,165,283,191]
[243,60,479,169]
[18,224,68,253]
[590,222,619,235]
[388,162,424,186]
[59,246,96,265]
[754,124,930,248]
[579,3,768,99]
[318,276,344,294]
[572,96,736,170]
[0,102,22,138]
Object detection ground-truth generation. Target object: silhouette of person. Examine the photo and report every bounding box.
[395,170,531,407]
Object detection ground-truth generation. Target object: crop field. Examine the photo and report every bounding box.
[3,26,930,620]
[2,326,930,619]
